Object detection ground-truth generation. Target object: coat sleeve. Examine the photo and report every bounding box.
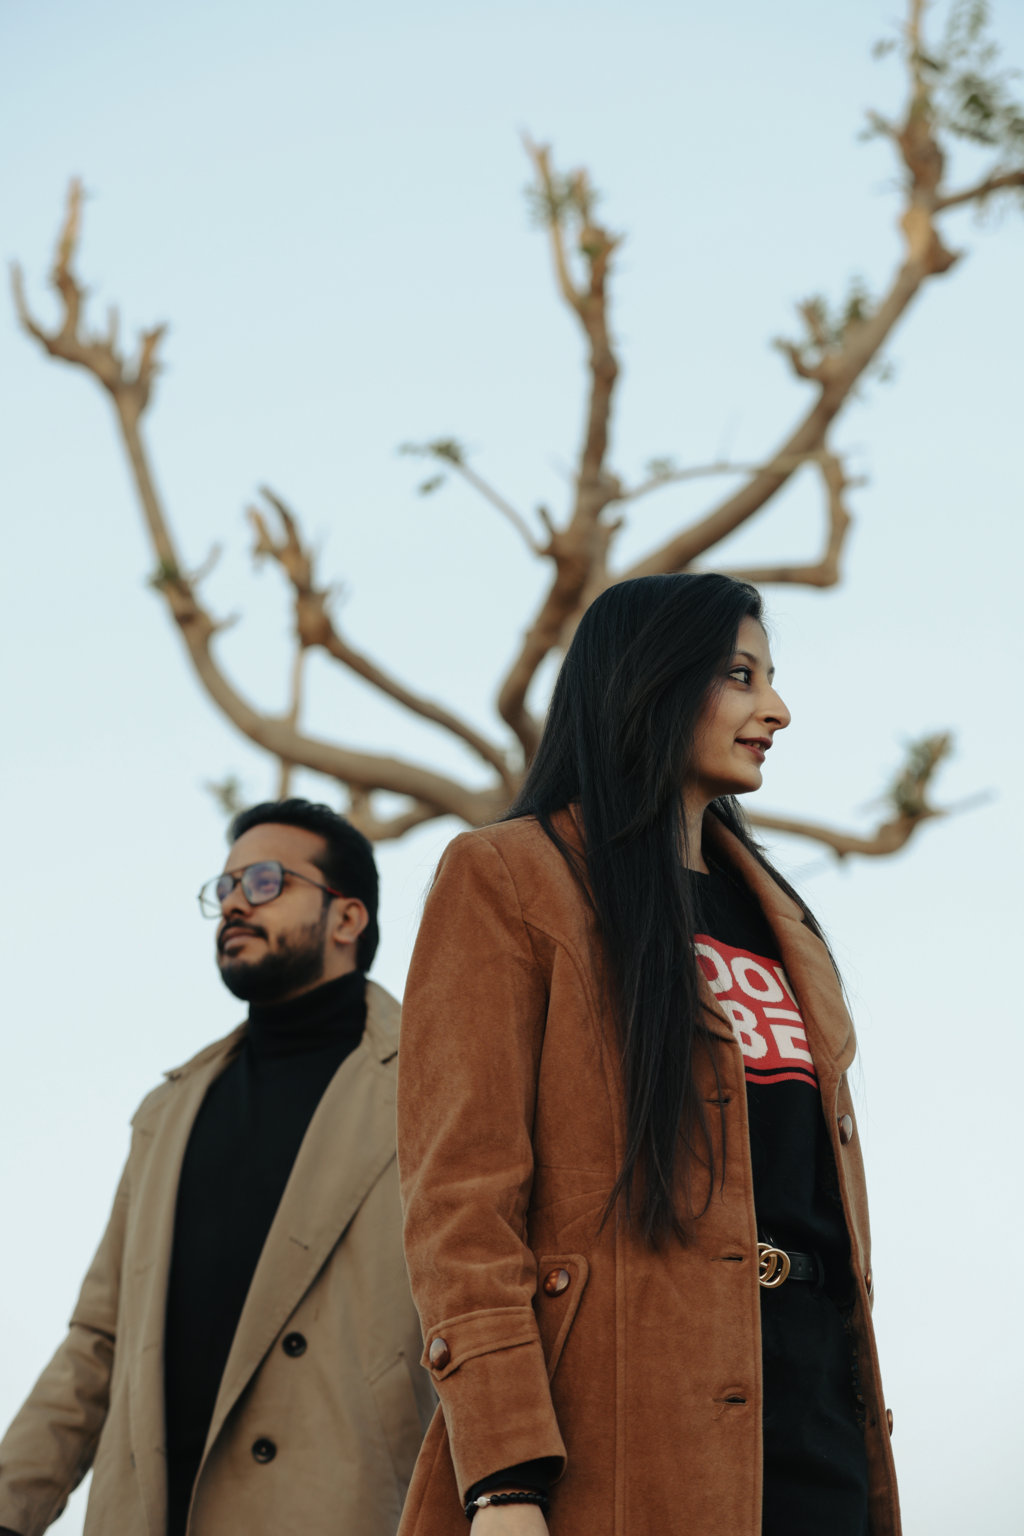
[0,1160,129,1536]
[397,830,567,1500]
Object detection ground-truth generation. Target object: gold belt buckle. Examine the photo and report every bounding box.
[757,1243,791,1289]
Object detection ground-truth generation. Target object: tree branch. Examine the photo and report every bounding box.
[710,449,855,588]
[276,644,305,798]
[497,139,624,758]
[935,168,1024,211]
[14,0,1015,862]
[616,459,768,505]
[248,488,516,788]
[522,134,583,314]
[401,439,542,553]
[343,792,450,843]
[747,806,941,859]
[748,730,963,858]
[614,21,977,589]
[444,457,542,553]
[13,184,508,827]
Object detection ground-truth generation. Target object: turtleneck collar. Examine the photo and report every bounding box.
[245,970,367,1059]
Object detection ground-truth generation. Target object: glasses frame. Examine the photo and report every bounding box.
[198,860,348,918]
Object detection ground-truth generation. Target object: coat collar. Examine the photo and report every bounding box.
[123,978,401,1528]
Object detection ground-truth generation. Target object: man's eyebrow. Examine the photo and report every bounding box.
[735,649,775,681]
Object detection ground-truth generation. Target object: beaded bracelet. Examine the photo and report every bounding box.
[464,1488,550,1520]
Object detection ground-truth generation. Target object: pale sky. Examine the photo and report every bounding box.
[2,2,1023,1532]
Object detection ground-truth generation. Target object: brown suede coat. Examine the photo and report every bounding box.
[396,813,901,1535]
[0,982,434,1536]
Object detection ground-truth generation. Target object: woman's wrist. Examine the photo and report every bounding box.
[465,1487,550,1521]
[468,1501,548,1534]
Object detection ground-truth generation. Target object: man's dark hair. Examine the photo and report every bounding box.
[228,798,380,971]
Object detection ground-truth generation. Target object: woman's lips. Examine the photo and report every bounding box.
[736,738,767,763]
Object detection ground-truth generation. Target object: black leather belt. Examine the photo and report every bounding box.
[757,1243,824,1289]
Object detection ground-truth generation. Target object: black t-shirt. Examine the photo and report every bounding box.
[689,863,850,1290]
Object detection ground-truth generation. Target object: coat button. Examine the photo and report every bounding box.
[838,1114,854,1145]
[251,1438,277,1464]
[886,1408,894,1436]
[543,1268,571,1297]
[282,1332,306,1358]
[429,1337,451,1370]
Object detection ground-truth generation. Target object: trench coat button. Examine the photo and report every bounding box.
[251,1438,277,1463]
[838,1113,854,1145]
[429,1337,451,1370]
[886,1408,894,1436]
[543,1268,571,1297]
[282,1332,306,1358]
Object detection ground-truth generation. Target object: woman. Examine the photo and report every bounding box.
[396,574,900,1535]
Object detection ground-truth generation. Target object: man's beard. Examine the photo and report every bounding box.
[218,911,329,1003]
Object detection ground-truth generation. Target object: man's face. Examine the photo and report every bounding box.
[214,824,347,1004]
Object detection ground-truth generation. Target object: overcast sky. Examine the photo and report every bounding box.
[2,2,1023,1531]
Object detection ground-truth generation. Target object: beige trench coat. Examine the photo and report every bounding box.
[396,812,901,1535]
[0,981,434,1536]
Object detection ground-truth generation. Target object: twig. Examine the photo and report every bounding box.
[445,458,542,552]
[935,169,1024,211]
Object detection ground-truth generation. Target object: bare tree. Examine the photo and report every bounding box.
[12,0,1022,852]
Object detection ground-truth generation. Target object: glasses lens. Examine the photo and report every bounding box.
[198,876,230,918]
[241,861,284,906]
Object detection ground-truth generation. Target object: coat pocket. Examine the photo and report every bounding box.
[534,1253,590,1381]
[368,1352,429,1488]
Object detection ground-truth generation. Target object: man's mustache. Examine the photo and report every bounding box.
[217,921,267,954]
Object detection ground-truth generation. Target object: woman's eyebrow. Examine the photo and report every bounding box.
[735,649,775,680]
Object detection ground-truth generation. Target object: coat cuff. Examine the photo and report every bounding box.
[422,1314,566,1498]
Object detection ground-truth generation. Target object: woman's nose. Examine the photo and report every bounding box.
[764,689,791,730]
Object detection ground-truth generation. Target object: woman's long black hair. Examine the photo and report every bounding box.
[505,573,834,1247]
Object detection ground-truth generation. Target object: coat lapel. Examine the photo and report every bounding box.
[703,816,857,1081]
[202,981,402,1455]
[123,1027,245,1536]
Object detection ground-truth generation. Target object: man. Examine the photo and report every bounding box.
[0,799,433,1536]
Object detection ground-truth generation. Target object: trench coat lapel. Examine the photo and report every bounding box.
[202,981,402,1455]
[703,816,857,1080]
[123,1026,246,1536]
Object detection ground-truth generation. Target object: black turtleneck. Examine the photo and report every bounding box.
[163,971,366,1536]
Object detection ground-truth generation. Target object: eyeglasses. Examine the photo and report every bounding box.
[198,860,347,918]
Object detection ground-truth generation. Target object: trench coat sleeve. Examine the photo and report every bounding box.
[398,831,567,1500]
[0,1162,129,1536]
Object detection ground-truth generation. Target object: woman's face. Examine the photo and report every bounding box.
[687,616,791,806]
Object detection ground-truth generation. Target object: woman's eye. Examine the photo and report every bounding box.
[729,666,753,685]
